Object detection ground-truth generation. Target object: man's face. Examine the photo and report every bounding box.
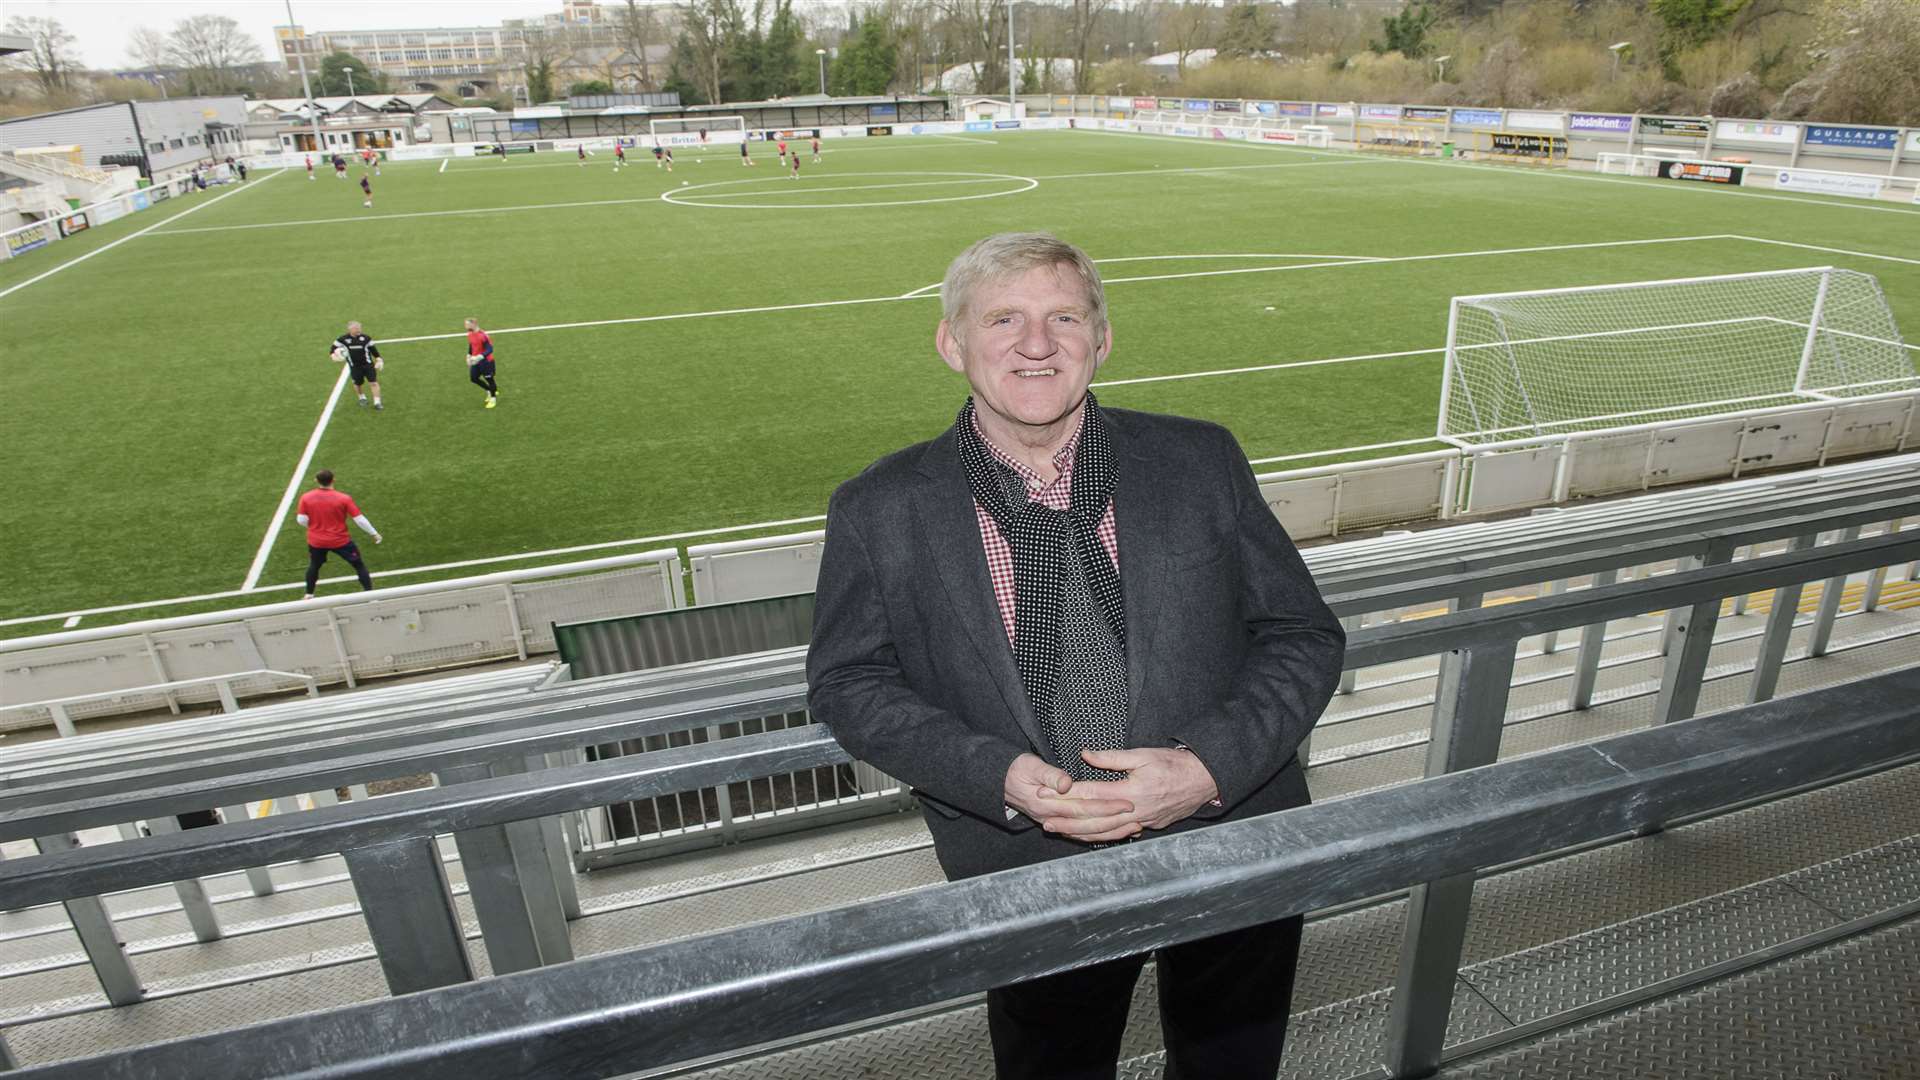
[347,322,361,335]
[937,263,1111,436]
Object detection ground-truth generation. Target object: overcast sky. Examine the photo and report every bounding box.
[7,1,607,69]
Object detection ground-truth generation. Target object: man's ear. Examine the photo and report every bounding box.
[936,319,966,374]
[1093,322,1114,369]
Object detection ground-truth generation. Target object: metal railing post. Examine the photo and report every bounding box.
[33,832,143,1006]
[1807,525,1861,657]
[1384,638,1517,1078]
[436,760,573,975]
[1655,538,1738,725]
[141,816,223,943]
[343,836,473,995]
[1568,568,1618,710]
[1749,533,1818,704]
[221,803,277,896]
[1337,614,1363,693]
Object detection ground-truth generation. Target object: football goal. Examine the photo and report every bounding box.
[1438,266,1918,446]
[649,116,747,147]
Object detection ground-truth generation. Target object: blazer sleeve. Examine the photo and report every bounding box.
[806,487,1035,829]
[1171,429,1346,814]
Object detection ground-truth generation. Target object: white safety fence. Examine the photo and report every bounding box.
[1597,152,1920,205]
[0,550,682,732]
[0,172,207,263]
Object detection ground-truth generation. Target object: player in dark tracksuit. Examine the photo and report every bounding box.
[333,321,384,409]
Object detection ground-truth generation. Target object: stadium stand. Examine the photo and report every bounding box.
[1,460,1917,1076]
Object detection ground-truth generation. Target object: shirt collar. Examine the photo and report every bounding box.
[969,402,1084,488]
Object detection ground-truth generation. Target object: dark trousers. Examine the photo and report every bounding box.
[987,915,1304,1080]
[306,542,373,593]
[469,359,497,395]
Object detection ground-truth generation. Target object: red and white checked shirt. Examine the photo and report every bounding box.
[971,410,1118,644]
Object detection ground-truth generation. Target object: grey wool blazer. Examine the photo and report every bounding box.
[805,406,1346,882]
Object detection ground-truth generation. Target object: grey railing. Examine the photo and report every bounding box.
[14,665,1918,1079]
[1,524,1915,1056]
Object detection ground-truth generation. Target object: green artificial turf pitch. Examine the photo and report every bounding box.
[3,128,1917,633]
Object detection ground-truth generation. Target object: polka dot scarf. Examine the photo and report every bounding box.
[957,395,1129,780]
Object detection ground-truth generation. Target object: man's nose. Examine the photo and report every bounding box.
[1015,317,1056,359]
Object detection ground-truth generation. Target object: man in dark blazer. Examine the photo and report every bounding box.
[807,232,1345,1080]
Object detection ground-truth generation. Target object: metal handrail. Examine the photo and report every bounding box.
[15,667,1918,1080]
[3,525,1914,844]
[0,670,320,738]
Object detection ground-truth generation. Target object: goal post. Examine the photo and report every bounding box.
[648,116,748,147]
[1437,266,1918,446]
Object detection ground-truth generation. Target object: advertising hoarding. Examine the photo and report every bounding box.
[1774,170,1884,199]
[1360,104,1400,120]
[1505,110,1565,132]
[1659,160,1743,184]
[1639,116,1710,138]
[1570,113,1633,133]
[1803,125,1899,150]
[1403,106,1448,123]
[1277,102,1314,117]
[1715,120,1799,145]
[1451,108,1503,127]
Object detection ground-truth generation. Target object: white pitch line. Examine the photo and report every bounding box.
[438,158,448,174]
[1727,235,1920,268]
[372,234,1731,347]
[1093,346,1446,388]
[1247,436,1445,466]
[0,169,279,303]
[241,363,351,591]
[676,176,1018,200]
[1034,158,1377,181]
[61,616,81,629]
[897,251,1384,297]
[148,193,662,235]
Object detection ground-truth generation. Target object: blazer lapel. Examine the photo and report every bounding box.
[911,430,1049,755]
[1112,416,1174,719]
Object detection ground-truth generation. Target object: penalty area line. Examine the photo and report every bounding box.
[241,363,351,591]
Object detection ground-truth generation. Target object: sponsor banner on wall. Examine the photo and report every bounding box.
[868,125,895,135]
[1212,99,1241,113]
[1803,124,1899,150]
[1570,112,1633,133]
[1451,108,1503,127]
[991,120,1019,130]
[907,121,961,135]
[1054,96,1075,108]
[1158,98,1182,109]
[1260,130,1302,143]
[132,191,151,210]
[1173,125,1201,137]
[1360,104,1400,120]
[1277,102,1313,117]
[1639,116,1709,138]
[1774,170,1884,199]
[1108,97,1132,110]
[1316,103,1354,118]
[871,104,897,117]
[1505,110,1565,133]
[1715,119,1799,145]
[1183,99,1209,112]
[1248,101,1277,116]
[964,120,993,132]
[1132,97,1158,110]
[92,199,128,226]
[5,222,53,256]
[57,213,90,237]
[1660,160,1743,184]
[1403,106,1448,123]
[1490,132,1563,158]
[510,118,542,136]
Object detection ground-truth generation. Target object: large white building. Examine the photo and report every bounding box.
[275,1,667,103]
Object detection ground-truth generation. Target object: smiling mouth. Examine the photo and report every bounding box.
[1014,368,1058,378]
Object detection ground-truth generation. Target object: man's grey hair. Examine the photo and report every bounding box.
[940,232,1107,340]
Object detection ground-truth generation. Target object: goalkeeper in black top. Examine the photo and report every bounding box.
[332,321,385,410]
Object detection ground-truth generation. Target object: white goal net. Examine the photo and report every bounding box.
[649,116,747,147]
[1439,266,1918,445]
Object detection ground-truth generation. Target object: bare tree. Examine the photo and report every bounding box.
[613,0,661,89]
[164,14,264,93]
[1069,0,1114,92]
[126,26,170,71]
[680,0,744,105]
[4,15,81,93]
[1159,0,1217,74]
[937,0,1009,95]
